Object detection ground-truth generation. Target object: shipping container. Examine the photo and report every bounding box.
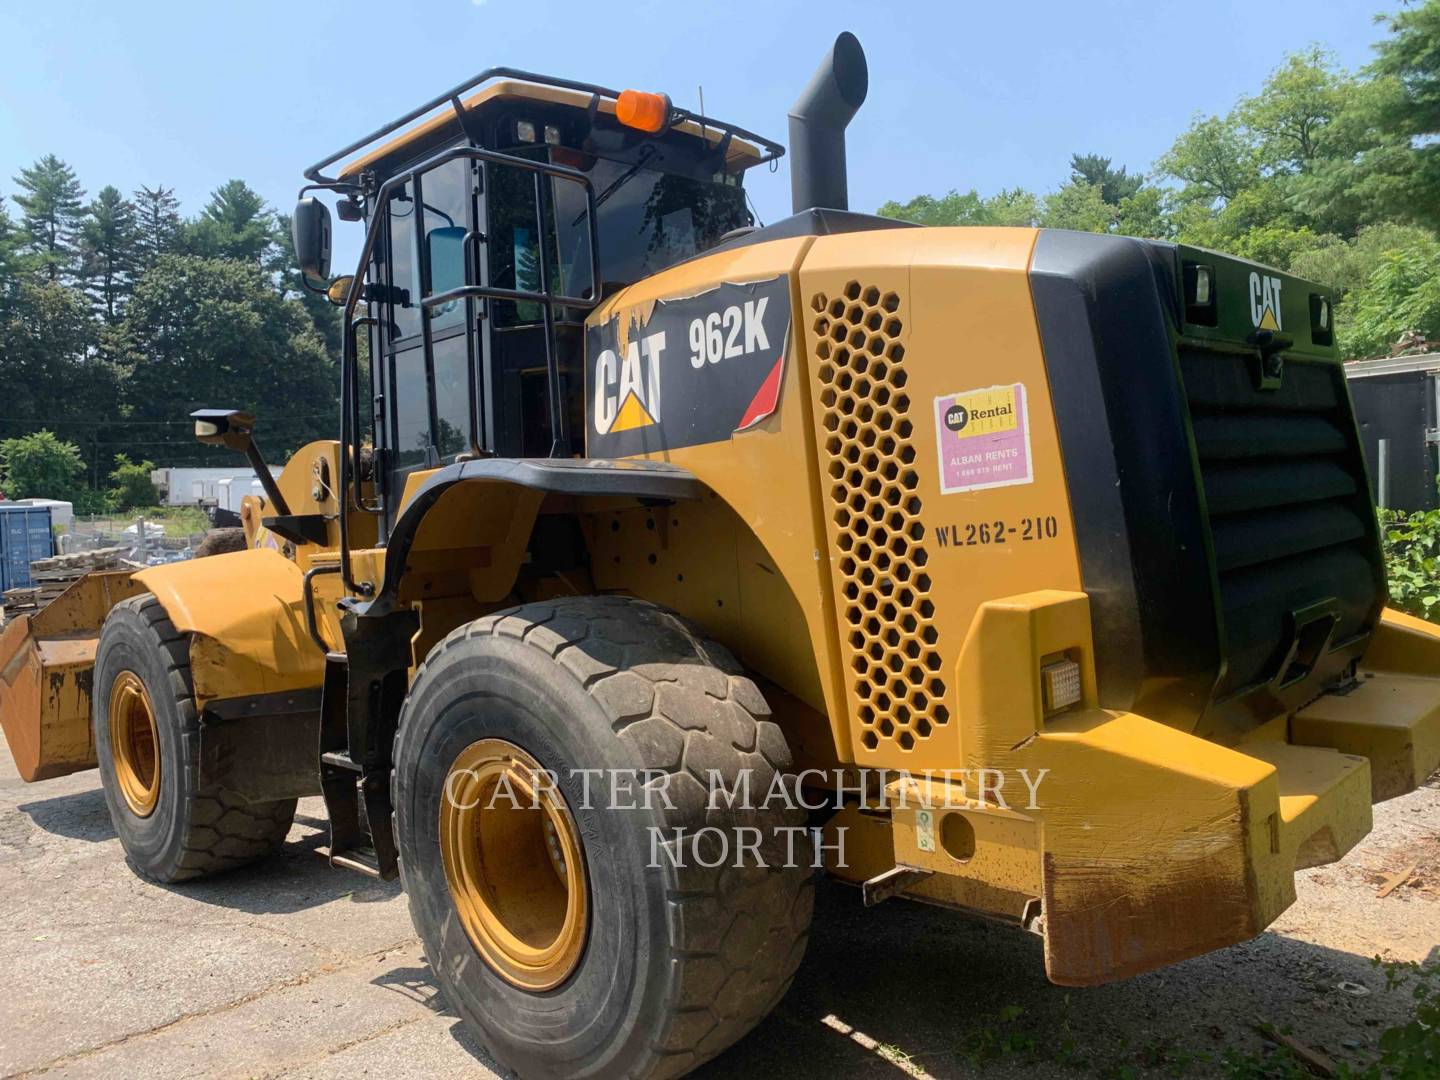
[1345,353,1440,512]
[0,505,55,593]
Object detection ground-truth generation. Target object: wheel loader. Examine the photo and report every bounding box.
[3,31,1439,1079]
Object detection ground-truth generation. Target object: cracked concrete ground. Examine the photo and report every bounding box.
[1,735,1436,1079]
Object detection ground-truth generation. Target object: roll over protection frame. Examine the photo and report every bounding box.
[304,67,784,186]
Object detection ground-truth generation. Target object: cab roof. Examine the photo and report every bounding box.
[310,73,778,186]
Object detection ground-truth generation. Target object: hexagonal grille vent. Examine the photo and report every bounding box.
[811,282,947,753]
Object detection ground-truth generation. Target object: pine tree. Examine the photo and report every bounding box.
[1069,154,1144,206]
[186,179,275,264]
[80,186,140,322]
[0,196,24,289]
[133,184,181,267]
[12,155,85,282]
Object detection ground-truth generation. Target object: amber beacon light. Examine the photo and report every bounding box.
[615,89,672,133]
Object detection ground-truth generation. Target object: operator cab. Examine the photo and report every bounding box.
[295,73,780,539]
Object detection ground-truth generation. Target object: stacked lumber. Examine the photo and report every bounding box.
[1,547,139,622]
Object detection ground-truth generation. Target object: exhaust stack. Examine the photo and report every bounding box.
[788,32,869,214]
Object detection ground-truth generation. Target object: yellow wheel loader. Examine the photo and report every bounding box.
[3,31,1439,1078]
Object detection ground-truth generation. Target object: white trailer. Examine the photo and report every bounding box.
[150,467,263,513]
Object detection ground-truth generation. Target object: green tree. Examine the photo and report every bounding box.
[1366,0,1440,230]
[984,188,1042,227]
[80,186,141,322]
[1341,235,1440,358]
[1157,115,1259,206]
[133,184,182,268]
[1115,187,1170,239]
[0,280,115,463]
[1040,181,1114,233]
[0,196,27,304]
[0,430,84,500]
[107,454,158,510]
[877,187,1039,227]
[12,155,85,282]
[184,179,275,264]
[1069,153,1142,205]
[1237,48,1353,172]
[1289,222,1434,295]
[112,254,335,465]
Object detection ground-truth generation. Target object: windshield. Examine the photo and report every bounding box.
[553,155,749,299]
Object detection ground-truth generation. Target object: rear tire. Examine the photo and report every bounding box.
[93,594,296,882]
[393,596,814,1079]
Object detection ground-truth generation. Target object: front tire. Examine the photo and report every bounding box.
[93,594,296,882]
[393,596,814,1079]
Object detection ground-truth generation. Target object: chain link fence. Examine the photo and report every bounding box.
[60,509,212,565]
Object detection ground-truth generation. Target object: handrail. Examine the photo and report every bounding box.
[302,563,343,653]
[334,141,601,597]
[344,315,381,515]
[304,66,784,185]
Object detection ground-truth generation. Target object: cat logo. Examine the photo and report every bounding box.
[593,330,668,435]
[585,274,792,457]
[1249,271,1284,332]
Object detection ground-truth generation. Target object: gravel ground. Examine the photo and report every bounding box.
[0,735,1435,1079]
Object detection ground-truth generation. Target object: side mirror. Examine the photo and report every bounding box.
[191,408,255,453]
[427,226,467,297]
[293,197,332,281]
[326,275,355,307]
[190,408,294,519]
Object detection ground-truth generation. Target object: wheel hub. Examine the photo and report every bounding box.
[439,739,589,991]
[109,671,160,817]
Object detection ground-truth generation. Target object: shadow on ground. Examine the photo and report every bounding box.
[18,789,403,916]
[17,786,113,843]
[366,876,1420,1080]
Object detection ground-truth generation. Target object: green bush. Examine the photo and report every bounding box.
[0,430,84,500]
[107,453,158,511]
[1379,508,1440,622]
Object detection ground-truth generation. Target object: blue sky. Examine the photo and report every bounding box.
[1,0,1395,267]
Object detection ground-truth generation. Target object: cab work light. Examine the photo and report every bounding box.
[616,90,672,134]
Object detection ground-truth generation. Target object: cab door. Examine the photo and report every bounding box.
[375,158,481,524]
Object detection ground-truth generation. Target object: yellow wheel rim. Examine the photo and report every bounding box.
[439,739,589,991]
[109,671,161,818]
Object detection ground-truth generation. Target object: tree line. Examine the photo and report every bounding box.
[0,162,339,509]
[879,2,1440,360]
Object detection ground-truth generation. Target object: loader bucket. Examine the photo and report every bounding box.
[0,571,146,781]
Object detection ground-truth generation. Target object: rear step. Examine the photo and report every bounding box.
[1294,670,1440,801]
[1241,739,1372,871]
[319,651,398,881]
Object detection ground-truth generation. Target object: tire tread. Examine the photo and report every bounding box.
[107,594,294,881]
[396,595,813,1079]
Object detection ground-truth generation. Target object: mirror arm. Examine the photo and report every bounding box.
[243,439,293,518]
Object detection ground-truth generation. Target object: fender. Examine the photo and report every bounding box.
[363,457,705,616]
[133,547,326,708]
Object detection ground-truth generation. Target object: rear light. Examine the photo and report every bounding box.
[1041,659,1082,713]
[1184,262,1218,326]
[1310,294,1334,346]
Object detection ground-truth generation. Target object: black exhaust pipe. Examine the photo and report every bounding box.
[788,32,869,214]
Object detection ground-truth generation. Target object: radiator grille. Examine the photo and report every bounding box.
[1178,348,1382,697]
[811,282,947,752]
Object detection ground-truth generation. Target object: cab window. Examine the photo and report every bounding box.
[420,159,471,335]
